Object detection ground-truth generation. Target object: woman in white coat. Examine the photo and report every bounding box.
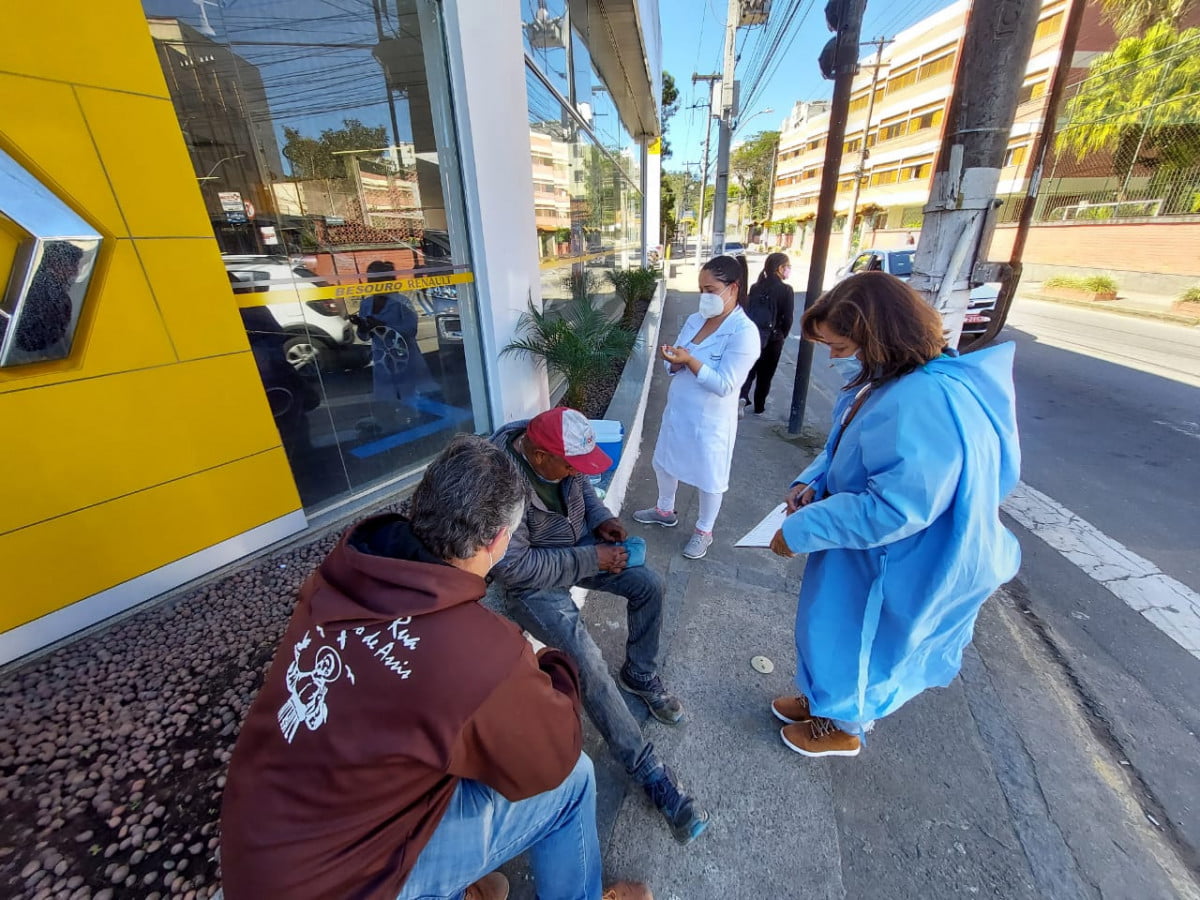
[634,255,761,559]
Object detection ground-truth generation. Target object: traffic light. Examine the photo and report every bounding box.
[819,0,854,80]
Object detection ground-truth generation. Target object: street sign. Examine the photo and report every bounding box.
[219,191,247,224]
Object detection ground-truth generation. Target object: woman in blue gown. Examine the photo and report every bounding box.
[769,272,1021,758]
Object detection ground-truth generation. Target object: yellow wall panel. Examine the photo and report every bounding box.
[75,88,213,239]
[135,238,251,360]
[1,353,283,535]
[0,449,301,633]
[0,4,168,98]
[0,74,129,238]
[0,240,177,393]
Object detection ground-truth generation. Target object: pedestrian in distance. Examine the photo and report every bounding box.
[633,254,761,560]
[489,408,710,845]
[768,272,1021,758]
[739,252,796,418]
[220,434,651,900]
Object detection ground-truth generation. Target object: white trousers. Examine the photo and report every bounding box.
[654,463,724,533]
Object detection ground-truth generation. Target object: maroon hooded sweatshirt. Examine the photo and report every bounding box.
[220,514,583,899]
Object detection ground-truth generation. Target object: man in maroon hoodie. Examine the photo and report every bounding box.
[220,436,649,900]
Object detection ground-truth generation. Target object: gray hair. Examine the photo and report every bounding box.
[409,434,529,561]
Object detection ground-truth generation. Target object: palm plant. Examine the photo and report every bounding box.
[503,294,638,410]
[605,267,660,328]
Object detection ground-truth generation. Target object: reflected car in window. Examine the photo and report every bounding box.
[223,255,357,374]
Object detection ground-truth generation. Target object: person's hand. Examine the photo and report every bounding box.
[594,518,627,543]
[596,544,629,573]
[769,529,795,558]
[785,483,817,513]
[660,344,693,367]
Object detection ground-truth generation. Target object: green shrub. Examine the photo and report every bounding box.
[1179,286,1200,304]
[606,267,659,327]
[1043,274,1117,294]
[503,294,638,410]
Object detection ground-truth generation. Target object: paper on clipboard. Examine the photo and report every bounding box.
[735,502,789,548]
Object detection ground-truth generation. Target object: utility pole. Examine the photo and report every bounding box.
[908,0,1042,345]
[787,0,868,436]
[711,0,770,255]
[692,73,720,268]
[841,36,891,261]
[970,0,1087,347]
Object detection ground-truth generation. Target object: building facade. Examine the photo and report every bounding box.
[767,0,1070,252]
[0,0,661,664]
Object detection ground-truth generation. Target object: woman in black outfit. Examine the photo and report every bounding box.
[740,252,795,417]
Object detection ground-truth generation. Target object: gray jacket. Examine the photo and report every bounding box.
[489,420,614,591]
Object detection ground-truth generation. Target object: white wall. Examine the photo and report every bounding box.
[442,0,549,425]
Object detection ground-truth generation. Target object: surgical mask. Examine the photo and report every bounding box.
[830,355,863,384]
[698,289,727,318]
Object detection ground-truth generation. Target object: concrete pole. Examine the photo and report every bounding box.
[710,0,741,256]
[787,0,868,435]
[841,37,889,261]
[908,0,1042,345]
[693,74,719,268]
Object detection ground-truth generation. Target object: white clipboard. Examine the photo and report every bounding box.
[735,502,789,548]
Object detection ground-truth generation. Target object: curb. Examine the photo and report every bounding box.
[1023,292,1200,327]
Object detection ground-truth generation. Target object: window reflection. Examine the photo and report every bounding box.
[144,0,481,512]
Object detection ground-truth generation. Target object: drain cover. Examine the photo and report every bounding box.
[751,655,774,674]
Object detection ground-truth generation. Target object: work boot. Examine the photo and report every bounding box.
[771,694,812,724]
[780,717,861,758]
[633,507,679,527]
[619,665,684,724]
[643,765,710,844]
[603,883,653,900]
[465,872,509,900]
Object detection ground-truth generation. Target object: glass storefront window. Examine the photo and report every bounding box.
[522,0,571,99]
[142,0,487,514]
[526,66,643,325]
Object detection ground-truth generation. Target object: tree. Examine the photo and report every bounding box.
[1056,24,1200,211]
[730,130,779,221]
[660,176,677,244]
[660,71,680,158]
[282,119,389,180]
[1098,0,1197,37]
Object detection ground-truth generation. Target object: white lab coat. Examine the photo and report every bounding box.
[651,306,761,494]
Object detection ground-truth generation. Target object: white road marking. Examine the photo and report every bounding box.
[1154,419,1200,441]
[1003,482,1200,658]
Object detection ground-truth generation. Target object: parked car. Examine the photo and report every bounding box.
[721,241,747,258]
[837,248,998,339]
[223,255,357,373]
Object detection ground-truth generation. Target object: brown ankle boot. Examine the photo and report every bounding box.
[771,694,812,724]
[464,872,509,900]
[780,716,861,758]
[602,882,653,900]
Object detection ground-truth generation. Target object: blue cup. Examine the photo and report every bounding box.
[620,536,647,568]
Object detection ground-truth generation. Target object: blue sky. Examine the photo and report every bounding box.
[658,0,958,171]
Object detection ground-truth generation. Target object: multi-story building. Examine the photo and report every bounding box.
[0,0,661,663]
[768,0,1071,252]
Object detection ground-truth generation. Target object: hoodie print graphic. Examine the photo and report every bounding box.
[277,617,424,744]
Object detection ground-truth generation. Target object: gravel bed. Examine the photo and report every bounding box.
[0,524,356,899]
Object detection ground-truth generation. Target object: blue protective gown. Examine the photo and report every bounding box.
[781,343,1022,725]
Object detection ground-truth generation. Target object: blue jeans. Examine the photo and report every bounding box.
[398,754,602,900]
[499,566,666,784]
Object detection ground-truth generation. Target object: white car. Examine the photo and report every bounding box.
[223,255,357,372]
[839,248,998,339]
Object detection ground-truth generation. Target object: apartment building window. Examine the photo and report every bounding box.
[912,106,945,132]
[904,161,932,180]
[1035,11,1065,41]
[1018,76,1049,105]
[1004,145,1029,168]
[869,168,899,187]
[918,52,956,81]
[889,65,920,94]
[879,116,906,142]
[849,94,869,113]
[845,137,862,154]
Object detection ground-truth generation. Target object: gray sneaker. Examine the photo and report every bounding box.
[633,507,678,528]
[682,531,713,559]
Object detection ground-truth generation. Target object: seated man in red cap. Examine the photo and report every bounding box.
[490,408,710,844]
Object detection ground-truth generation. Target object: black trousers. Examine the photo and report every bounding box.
[740,336,785,413]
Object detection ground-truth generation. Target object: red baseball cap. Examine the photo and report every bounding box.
[525,407,613,475]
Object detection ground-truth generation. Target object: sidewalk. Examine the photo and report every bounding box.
[1019,284,1200,326]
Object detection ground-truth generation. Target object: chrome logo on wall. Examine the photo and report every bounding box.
[0,147,102,368]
